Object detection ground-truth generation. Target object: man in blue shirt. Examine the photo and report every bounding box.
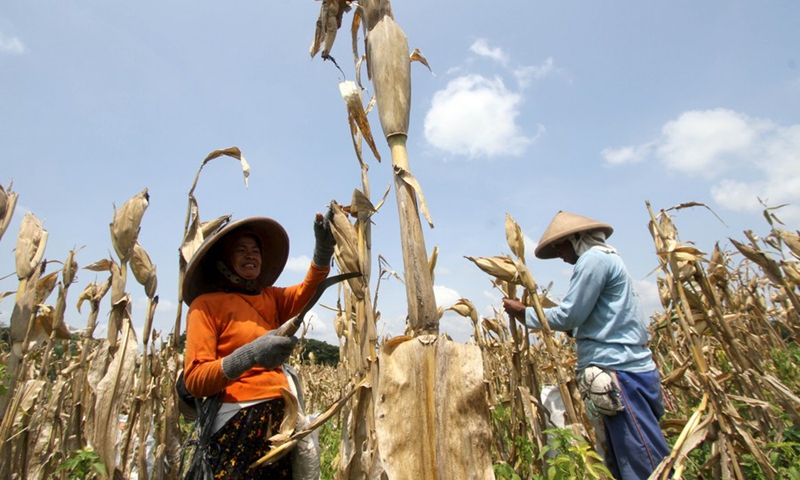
[503,211,670,479]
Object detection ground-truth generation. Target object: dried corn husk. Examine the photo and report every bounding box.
[131,242,157,299]
[0,182,19,242]
[309,0,350,59]
[15,213,48,280]
[774,228,800,260]
[465,255,518,284]
[505,213,525,262]
[375,336,495,479]
[365,12,410,138]
[110,189,149,263]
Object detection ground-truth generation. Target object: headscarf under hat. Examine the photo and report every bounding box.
[182,217,290,306]
[534,211,614,260]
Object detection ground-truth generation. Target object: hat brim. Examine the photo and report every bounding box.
[534,211,613,260]
[182,217,289,306]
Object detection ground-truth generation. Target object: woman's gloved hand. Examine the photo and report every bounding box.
[312,207,336,267]
[221,331,298,379]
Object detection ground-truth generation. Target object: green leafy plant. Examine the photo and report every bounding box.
[494,460,522,480]
[55,446,107,480]
[0,363,9,397]
[318,421,340,480]
[535,428,612,480]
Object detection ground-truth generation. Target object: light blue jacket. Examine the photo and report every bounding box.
[524,248,655,372]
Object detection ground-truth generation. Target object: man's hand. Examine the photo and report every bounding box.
[502,298,527,323]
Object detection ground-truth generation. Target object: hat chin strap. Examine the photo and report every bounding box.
[215,260,260,293]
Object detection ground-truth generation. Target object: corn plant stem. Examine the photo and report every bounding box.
[388,134,437,335]
[524,287,580,429]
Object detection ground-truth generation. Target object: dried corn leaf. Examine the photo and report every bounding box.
[731,238,783,284]
[201,215,232,239]
[252,377,370,470]
[27,378,67,479]
[410,48,433,74]
[181,198,204,265]
[276,388,300,439]
[31,304,71,341]
[77,278,111,313]
[202,147,250,187]
[34,271,59,306]
[349,189,378,217]
[428,245,438,282]
[110,189,149,263]
[91,323,138,476]
[340,80,382,162]
[15,212,48,279]
[447,298,478,324]
[394,166,434,228]
[309,0,349,58]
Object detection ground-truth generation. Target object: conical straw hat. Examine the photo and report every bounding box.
[182,217,289,306]
[534,211,613,259]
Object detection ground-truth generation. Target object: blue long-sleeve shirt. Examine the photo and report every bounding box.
[524,248,655,372]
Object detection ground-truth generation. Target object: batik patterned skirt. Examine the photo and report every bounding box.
[207,397,292,479]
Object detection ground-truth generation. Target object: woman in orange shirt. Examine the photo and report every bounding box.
[182,211,334,479]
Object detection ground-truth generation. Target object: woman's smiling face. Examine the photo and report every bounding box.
[227,234,262,280]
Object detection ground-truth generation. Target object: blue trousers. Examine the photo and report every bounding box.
[603,369,670,479]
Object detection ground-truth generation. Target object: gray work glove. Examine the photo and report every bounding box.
[312,207,336,267]
[221,331,298,380]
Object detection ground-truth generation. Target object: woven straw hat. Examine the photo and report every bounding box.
[534,211,613,260]
[182,217,289,306]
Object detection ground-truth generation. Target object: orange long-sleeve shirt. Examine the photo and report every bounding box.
[183,264,330,403]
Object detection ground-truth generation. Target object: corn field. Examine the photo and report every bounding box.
[2,1,800,479]
[2,177,799,480]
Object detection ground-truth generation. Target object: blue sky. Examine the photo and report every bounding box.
[1,1,799,345]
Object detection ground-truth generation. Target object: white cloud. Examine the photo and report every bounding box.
[514,57,560,88]
[523,234,538,263]
[604,109,800,220]
[656,109,771,177]
[303,310,339,345]
[286,255,312,272]
[602,142,655,166]
[469,39,509,65]
[433,284,461,308]
[0,32,26,55]
[424,74,533,158]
